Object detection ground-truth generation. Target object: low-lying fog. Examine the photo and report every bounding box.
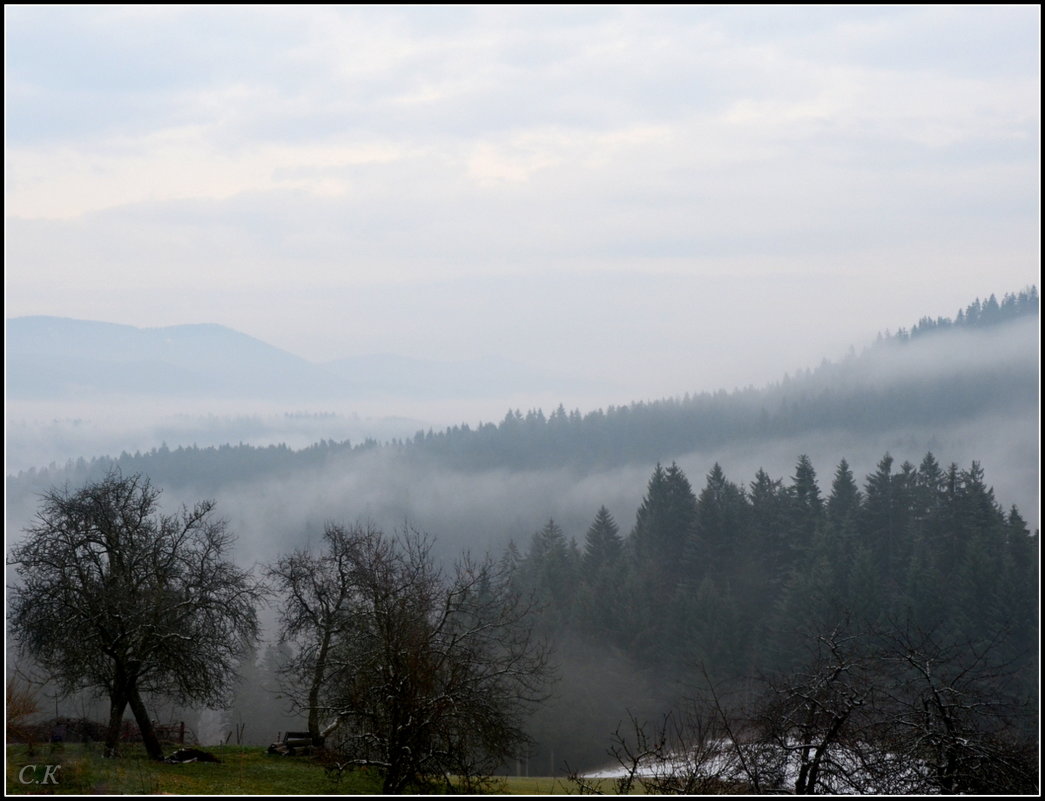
[6,410,1037,569]
[7,314,1038,554]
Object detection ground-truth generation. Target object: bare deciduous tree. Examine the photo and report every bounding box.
[8,471,263,759]
[266,522,364,745]
[874,624,1038,795]
[271,524,550,793]
[570,622,1037,795]
[566,705,754,796]
[757,627,880,794]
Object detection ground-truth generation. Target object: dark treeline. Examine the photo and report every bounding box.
[9,437,382,494]
[8,288,1038,495]
[405,288,1039,470]
[889,286,1038,341]
[513,453,1038,772]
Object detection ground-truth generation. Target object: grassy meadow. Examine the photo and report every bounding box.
[5,744,624,795]
[5,744,381,795]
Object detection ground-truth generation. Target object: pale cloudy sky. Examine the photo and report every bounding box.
[4,5,1040,402]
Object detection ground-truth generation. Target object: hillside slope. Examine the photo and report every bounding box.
[7,291,1038,551]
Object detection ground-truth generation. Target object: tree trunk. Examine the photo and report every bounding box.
[103,688,129,758]
[127,683,164,760]
[308,629,334,745]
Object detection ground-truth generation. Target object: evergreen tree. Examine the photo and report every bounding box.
[749,468,792,595]
[956,461,1005,532]
[576,507,627,641]
[827,459,861,528]
[626,463,698,660]
[520,520,579,631]
[860,453,899,579]
[500,538,523,575]
[999,507,1039,678]
[582,506,622,572]
[914,452,946,519]
[681,464,751,672]
[895,452,949,629]
[791,455,824,517]
[785,454,824,560]
[889,459,919,589]
[980,293,1001,325]
[690,463,749,574]
[1003,506,1037,592]
[945,463,1010,639]
[629,463,698,590]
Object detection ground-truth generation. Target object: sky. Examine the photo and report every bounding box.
[4,5,1040,404]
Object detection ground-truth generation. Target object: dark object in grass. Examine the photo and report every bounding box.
[165,747,222,764]
[267,731,322,756]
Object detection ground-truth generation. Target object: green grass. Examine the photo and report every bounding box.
[5,743,383,795]
[501,775,586,794]
[6,744,639,795]
[503,776,647,795]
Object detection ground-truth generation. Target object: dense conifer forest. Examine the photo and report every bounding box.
[511,453,1037,774]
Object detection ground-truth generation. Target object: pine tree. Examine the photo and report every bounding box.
[576,507,627,642]
[998,507,1038,677]
[914,452,945,519]
[583,506,622,572]
[860,453,898,579]
[956,461,1005,533]
[749,468,791,594]
[626,463,698,659]
[945,463,1010,639]
[980,293,1001,325]
[827,459,861,529]
[690,463,749,574]
[501,538,523,576]
[786,454,824,560]
[791,455,824,518]
[890,460,918,576]
[521,519,579,631]
[629,462,698,587]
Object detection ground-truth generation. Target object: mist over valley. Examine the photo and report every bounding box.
[6,293,1038,782]
[7,291,1038,551]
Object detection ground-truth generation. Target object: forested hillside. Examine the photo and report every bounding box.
[513,453,1037,775]
[8,289,1037,488]
[404,288,1039,470]
[5,290,1039,787]
[7,290,1038,544]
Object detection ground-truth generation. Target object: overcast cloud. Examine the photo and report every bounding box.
[4,5,1040,403]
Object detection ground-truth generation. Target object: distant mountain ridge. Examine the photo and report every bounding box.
[8,290,1037,480]
[6,317,333,399]
[5,316,587,401]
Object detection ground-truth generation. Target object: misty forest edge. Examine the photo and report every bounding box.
[5,289,1039,795]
